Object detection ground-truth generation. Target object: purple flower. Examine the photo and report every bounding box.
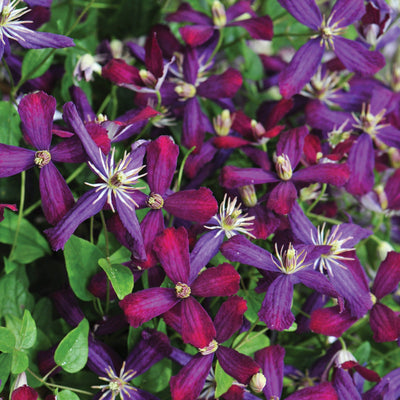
[277,0,385,98]
[45,102,147,258]
[0,91,77,225]
[0,0,74,60]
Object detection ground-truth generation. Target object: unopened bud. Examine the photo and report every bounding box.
[213,109,233,136]
[249,372,266,393]
[212,1,227,27]
[238,185,257,207]
[139,69,157,88]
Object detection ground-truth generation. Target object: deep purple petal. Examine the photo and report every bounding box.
[372,251,400,299]
[286,382,338,400]
[191,263,240,297]
[228,15,273,40]
[376,125,400,149]
[182,97,205,152]
[39,162,74,225]
[216,346,260,384]
[333,36,385,75]
[115,195,146,261]
[181,296,216,348]
[119,288,178,328]
[335,224,372,248]
[197,68,242,100]
[258,274,294,331]
[370,303,400,342]
[153,226,190,284]
[305,100,351,131]
[297,270,339,299]
[189,231,224,281]
[13,27,74,49]
[255,345,285,400]
[0,144,34,177]
[333,368,362,400]
[50,137,87,163]
[345,133,374,196]
[276,126,309,168]
[102,58,142,87]
[179,25,215,47]
[44,189,105,251]
[170,353,213,400]
[166,3,211,25]
[220,235,278,272]
[164,187,218,224]
[215,296,247,343]
[276,0,322,29]
[288,201,316,244]
[146,135,178,195]
[310,306,357,337]
[293,163,350,186]
[279,38,324,98]
[126,329,171,374]
[87,336,122,376]
[70,86,96,122]
[221,166,277,188]
[144,33,163,78]
[50,288,84,327]
[267,181,298,215]
[18,91,55,149]
[329,0,365,27]
[63,102,104,172]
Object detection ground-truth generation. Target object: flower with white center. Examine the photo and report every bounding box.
[205,194,255,239]
[85,148,146,213]
[92,362,137,400]
[272,243,310,274]
[310,223,354,276]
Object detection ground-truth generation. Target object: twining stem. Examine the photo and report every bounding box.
[175,146,196,192]
[9,171,26,260]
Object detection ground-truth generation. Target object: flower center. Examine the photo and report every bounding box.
[175,82,197,99]
[34,150,51,168]
[139,69,157,88]
[175,282,191,299]
[272,243,309,274]
[147,192,164,209]
[199,339,218,355]
[316,14,346,50]
[352,103,388,138]
[275,154,293,180]
[0,0,31,44]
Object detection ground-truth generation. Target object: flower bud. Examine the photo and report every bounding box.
[249,372,266,393]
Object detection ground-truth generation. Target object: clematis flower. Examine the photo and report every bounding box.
[120,226,240,348]
[166,1,273,47]
[221,235,338,331]
[221,126,350,214]
[45,102,147,259]
[277,0,385,98]
[0,0,74,60]
[169,296,261,400]
[0,91,77,225]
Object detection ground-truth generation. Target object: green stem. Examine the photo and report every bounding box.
[9,171,26,260]
[99,211,111,314]
[175,146,196,192]
[206,30,224,65]
[307,212,343,226]
[273,32,311,38]
[306,183,327,214]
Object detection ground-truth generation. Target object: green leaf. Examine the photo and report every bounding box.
[11,349,29,374]
[232,332,270,356]
[0,210,50,263]
[58,390,80,400]
[214,360,234,398]
[64,235,103,301]
[0,266,34,319]
[0,353,12,391]
[133,358,172,393]
[19,310,37,350]
[109,246,131,264]
[54,319,89,373]
[241,41,264,81]
[238,289,264,324]
[98,258,134,300]
[0,101,22,146]
[0,327,15,353]
[21,49,54,82]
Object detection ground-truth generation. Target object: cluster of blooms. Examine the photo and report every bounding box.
[1,0,400,399]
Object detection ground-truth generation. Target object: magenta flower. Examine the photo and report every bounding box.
[0,0,74,59]
[45,102,147,258]
[166,1,273,47]
[120,226,240,348]
[0,91,77,225]
[277,0,385,98]
[169,296,260,400]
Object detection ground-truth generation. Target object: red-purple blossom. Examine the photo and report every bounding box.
[119,226,240,348]
[169,296,260,400]
[0,91,77,225]
[277,0,385,98]
[166,1,273,47]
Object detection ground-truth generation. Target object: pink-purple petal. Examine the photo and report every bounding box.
[228,15,273,41]
[197,68,243,100]
[216,346,260,384]
[279,38,324,98]
[119,288,178,328]
[293,163,350,186]
[179,25,215,47]
[221,166,277,188]
[164,187,218,224]
[13,27,74,50]
[39,162,74,225]
[267,180,298,215]
[182,97,205,152]
[333,36,385,75]
[0,144,35,177]
[310,306,357,337]
[372,251,400,299]
[19,91,55,149]
[191,263,240,298]
[276,126,309,168]
[370,302,400,342]
[277,0,322,29]
[329,0,365,27]
[286,382,338,400]
[181,296,216,348]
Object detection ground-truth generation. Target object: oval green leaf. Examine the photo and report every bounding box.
[0,327,15,353]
